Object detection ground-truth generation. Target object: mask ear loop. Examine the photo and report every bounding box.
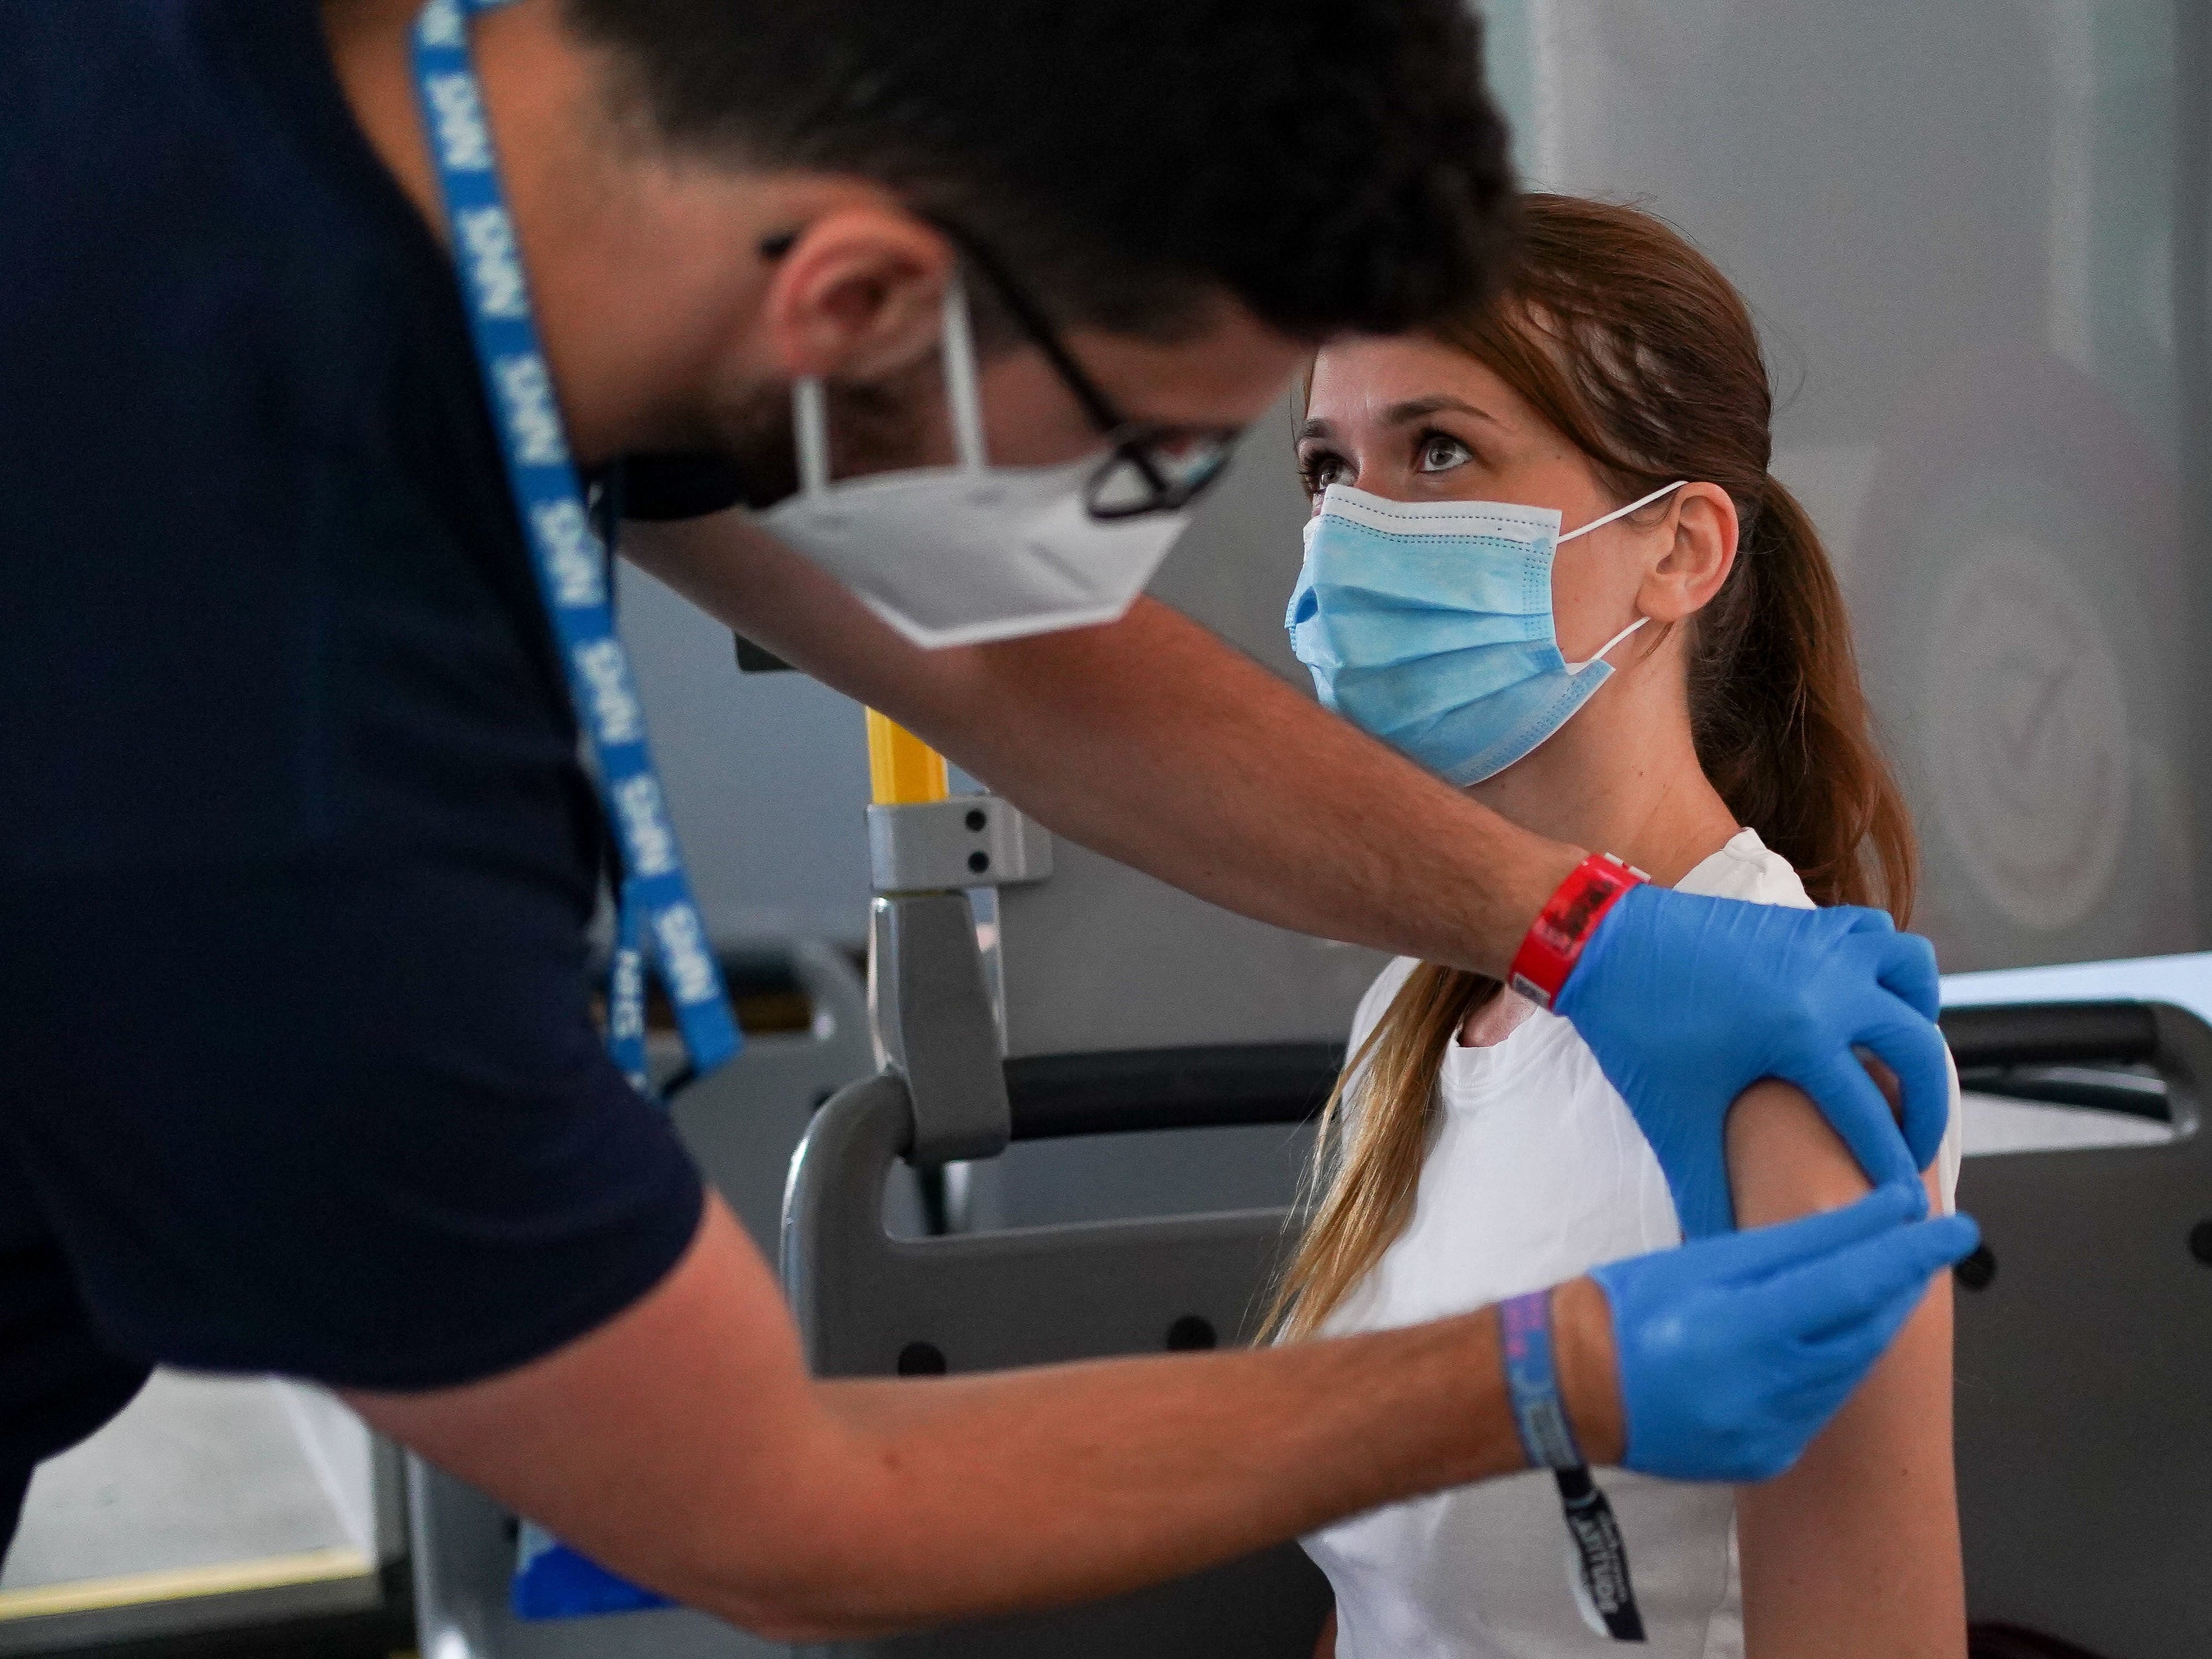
[792,379,832,497]
[1555,478,1688,545]
[1565,615,1650,675]
[939,273,990,474]
[1557,479,1684,674]
[786,272,989,495]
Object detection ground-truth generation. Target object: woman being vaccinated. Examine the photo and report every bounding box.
[1277,195,1967,1658]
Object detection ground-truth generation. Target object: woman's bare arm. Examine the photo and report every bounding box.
[1726,1079,1963,1658]
[1313,1606,1337,1657]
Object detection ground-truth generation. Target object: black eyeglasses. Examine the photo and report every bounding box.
[761,221,1243,522]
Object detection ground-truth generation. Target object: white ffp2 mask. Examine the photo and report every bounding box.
[755,278,1193,650]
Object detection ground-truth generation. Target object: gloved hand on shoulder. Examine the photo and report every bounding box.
[1585,1183,1975,1482]
[1554,886,1949,1237]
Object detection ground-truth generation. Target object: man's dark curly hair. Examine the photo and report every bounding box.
[564,1,1518,341]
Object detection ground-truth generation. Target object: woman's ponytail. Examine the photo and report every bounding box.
[1690,477,1916,920]
[1266,961,1496,1342]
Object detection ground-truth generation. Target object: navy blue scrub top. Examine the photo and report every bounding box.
[0,0,716,1516]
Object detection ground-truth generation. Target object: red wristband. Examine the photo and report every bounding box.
[1509,853,1648,1010]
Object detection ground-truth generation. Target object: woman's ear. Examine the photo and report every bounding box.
[1639,482,1739,622]
[757,206,955,382]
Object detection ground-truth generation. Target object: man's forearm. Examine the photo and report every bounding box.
[353,1200,1622,1643]
[776,1324,1520,1637]
[763,1275,1618,1638]
[883,596,1581,976]
[623,515,1579,975]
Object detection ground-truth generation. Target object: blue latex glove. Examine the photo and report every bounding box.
[1590,1184,1976,1482]
[1553,886,1949,1237]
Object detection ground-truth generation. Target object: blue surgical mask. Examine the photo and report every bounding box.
[1286,479,1685,785]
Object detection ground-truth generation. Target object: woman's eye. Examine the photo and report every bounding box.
[1301,453,1352,495]
[1417,433,1472,473]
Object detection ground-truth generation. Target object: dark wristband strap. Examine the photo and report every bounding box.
[1555,1466,1648,1643]
[1499,1292,1647,1643]
[1509,853,1648,1010]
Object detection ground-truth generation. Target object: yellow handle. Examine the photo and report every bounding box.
[866,709,949,806]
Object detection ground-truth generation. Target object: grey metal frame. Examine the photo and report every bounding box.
[866,798,1051,896]
[1944,999,2212,1657]
[780,1059,1338,1659]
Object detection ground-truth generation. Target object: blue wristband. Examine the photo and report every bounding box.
[1501,1292,1647,1643]
[1500,1290,1585,1469]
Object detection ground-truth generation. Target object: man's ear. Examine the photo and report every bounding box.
[757,207,955,382]
[1639,482,1739,622]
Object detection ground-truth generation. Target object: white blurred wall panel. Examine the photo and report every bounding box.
[618,559,873,947]
[1481,0,2206,972]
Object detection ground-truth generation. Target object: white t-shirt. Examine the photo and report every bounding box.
[1301,829,1964,1659]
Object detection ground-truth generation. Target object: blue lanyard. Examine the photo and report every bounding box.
[410,0,740,1097]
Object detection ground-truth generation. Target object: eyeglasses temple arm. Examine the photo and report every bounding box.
[920,214,1130,439]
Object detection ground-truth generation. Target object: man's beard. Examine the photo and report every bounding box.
[706,359,943,511]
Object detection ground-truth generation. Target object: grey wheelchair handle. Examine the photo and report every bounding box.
[1003,1042,1346,1142]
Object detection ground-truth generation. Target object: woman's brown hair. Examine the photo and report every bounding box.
[1271,194,1916,1341]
